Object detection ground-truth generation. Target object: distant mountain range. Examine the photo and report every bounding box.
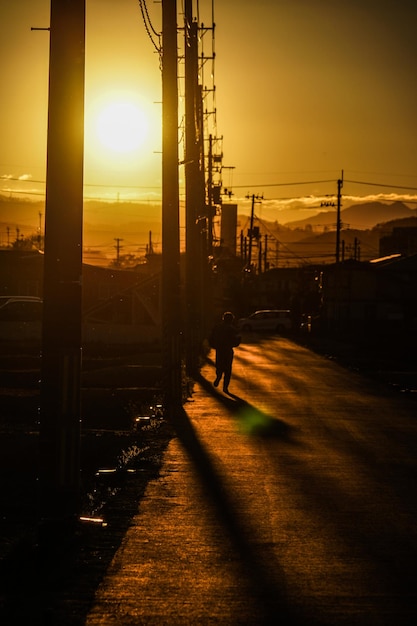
[240,201,417,265]
[285,201,417,231]
[2,197,417,264]
[0,197,162,252]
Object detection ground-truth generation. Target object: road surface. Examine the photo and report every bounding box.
[86,335,417,625]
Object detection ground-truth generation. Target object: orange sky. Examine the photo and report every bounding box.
[1,0,417,229]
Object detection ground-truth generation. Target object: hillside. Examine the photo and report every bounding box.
[286,201,416,231]
[2,196,416,266]
[281,229,381,264]
[0,197,162,252]
[238,215,381,265]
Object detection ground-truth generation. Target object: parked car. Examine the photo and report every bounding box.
[237,309,292,333]
[0,295,43,342]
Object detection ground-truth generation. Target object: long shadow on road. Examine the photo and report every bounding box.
[196,368,295,439]
[174,372,310,626]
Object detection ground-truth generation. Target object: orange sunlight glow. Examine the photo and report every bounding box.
[95,101,148,153]
[84,91,162,181]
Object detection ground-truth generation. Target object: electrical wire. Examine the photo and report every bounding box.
[232,179,336,189]
[345,179,417,191]
[137,0,161,60]
[1,176,161,191]
[141,0,160,38]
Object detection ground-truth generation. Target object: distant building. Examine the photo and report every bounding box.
[234,265,323,326]
[0,248,162,346]
[0,248,43,297]
[321,255,417,338]
[379,226,417,257]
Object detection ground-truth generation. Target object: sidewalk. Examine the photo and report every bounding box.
[85,355,298,626]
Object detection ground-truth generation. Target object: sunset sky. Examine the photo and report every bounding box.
[1,0,417,235]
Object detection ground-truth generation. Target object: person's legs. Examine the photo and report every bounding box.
[223,353,233,392]
[214,351,224,386]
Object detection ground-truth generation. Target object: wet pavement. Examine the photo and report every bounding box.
[84,336,417,626]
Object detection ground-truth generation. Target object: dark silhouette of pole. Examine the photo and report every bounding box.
[162,0,182,410]
[196,83,212,340]
[336,170,343,263]
[247,194,255,269]
[264,234,268,271]
[184,0,202,375]
[246,193,263,270]
[39,0,85,538]
[258,238,262,273]
[207,134,214,255]
[114,237,123,266]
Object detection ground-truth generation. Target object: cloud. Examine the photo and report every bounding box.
[0,173,33,181]
[343,192,417,206]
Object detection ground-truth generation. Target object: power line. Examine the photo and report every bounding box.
[345,178,417,191]
[229,177,417,192]
[137,0,161,57]
[5,174,417,192]
[0,189,45,197]
[232,179,336,189]
[1,175,161,190]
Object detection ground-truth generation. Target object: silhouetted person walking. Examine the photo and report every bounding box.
[209,311,241,394]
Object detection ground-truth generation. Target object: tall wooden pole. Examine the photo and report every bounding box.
[207,134,214,256]
[162,0,182,410]
[336,170,344,263]
[184,0,201,375]
[248,194,255,269]
[39,0,85,539]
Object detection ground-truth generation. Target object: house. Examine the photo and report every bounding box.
[0,248,162,346]
[0,248,44,297]
[379,226,417,258]
[320,255,417,339]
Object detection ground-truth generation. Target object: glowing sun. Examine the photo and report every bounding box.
[95,101,148,153]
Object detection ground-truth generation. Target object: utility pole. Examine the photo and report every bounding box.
[148,230,154,255]
[246,193,263,271]
[38,211,43,250]
[258,238,263,274]
[354,236,360,261]
[207,134,214,256]
[336,170,343,263]
[184,0,202,375]
[39,0,85,542]
[114,237,123,266]
[162,0,182,411]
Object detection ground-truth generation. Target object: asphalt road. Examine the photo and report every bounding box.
[86,336,417,625]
